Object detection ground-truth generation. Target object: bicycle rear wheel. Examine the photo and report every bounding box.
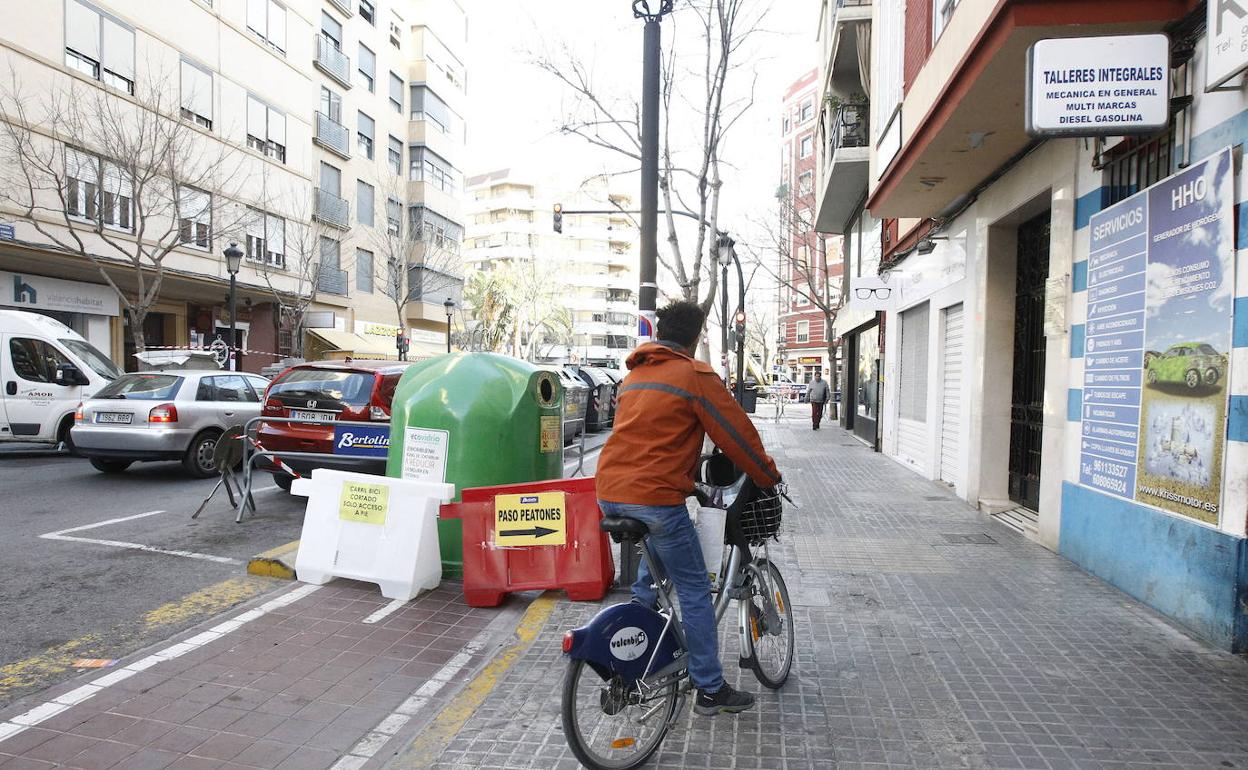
[744,559,794,689]
[561,658,678,770]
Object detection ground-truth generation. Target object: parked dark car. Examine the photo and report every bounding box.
[567,365,615,432]
[256,360,415,489]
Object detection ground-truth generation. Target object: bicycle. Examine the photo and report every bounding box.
[560,457,796,770]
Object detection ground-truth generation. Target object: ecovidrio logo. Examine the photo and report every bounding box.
[608,627,649,661]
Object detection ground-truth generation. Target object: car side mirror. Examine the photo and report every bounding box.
[56,363,88,387]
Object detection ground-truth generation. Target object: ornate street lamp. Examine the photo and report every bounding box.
[443,297,455,353]
[223,243,243,371]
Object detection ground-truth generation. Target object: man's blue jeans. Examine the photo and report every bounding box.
[599,501,724,693]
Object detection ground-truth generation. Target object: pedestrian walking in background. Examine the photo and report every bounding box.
[807,370,830,430]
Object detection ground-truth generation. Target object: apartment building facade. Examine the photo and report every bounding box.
[0,0,465,371]
[463,170,638,367]
[816,0,1248,651]
[777,69,841,385]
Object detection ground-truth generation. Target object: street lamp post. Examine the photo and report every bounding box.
[223,243,243,372]
[717,233,733,385]
[443,297,455,354]
[633,0,674,344]
[715,233,747,403]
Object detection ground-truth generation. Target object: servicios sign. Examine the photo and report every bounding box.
[1026,34,1170,137]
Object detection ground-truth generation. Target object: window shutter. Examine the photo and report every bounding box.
[359,45,375,78]
[267,106,285,145]
[101,17,133,79]
[104,160,131,198]
[65,147,96,181]
[245,208,264,240]
[357,181,373,226]
[247,96,265,139]
[389,72,403,106]
[267,0,286,50]
[65,0,101,60]
[181,61,212,119]
[358,112,374,141]
[179,187,209,221]
[246,0,267,35]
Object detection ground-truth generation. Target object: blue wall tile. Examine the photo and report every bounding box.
[1190,108,1248,165]
[1070,324,1085,359]
[1230,395,1248,444]
[1234,298,1248,349]
[1072,260,1087,293]
[1060,483,1248,652]
[1068,389,1082,422]
[1074,188,1105,231]
[1238,204,1248,250]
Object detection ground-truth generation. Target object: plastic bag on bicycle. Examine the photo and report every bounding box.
[562,602,683,684]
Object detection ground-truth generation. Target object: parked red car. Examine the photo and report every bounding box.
[256,360,415,489]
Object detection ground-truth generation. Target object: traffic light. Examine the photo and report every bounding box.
[733,309,746,338]
[553,203,563,234]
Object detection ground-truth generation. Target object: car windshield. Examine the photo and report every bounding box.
[59,338,121,379]
[93,373,182,400]
[268,369,374,406]
[1197,344,1218,355]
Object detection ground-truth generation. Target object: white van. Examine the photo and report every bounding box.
[0,309,120,448]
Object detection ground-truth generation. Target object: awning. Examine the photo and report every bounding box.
[306,329,443,360]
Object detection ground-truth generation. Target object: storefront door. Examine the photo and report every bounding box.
[852,324,880,448]
[1008,211,1050,510]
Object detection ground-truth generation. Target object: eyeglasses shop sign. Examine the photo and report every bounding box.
[1026,34,1170,137]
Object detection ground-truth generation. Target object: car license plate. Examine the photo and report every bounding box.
[95,412,132,424]
[290,410,336,423]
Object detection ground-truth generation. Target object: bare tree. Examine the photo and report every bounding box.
[0,70,248,353]
[370,168,463,331]
[532,0,770,316]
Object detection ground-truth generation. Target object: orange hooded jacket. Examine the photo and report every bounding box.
[595,341,781,506]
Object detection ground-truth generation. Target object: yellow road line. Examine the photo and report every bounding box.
[0,576,272,702]
[393,593,558,768]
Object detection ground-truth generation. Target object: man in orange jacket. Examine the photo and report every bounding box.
[597,300,782,716]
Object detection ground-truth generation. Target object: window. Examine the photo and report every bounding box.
[247,0,286,53]
[409,206,462,249]
[799,134,813,159]
[246,95,286,162]
[198,375,251,402]
[386,198,401,236]
[9,338,70,384]
[320,162,341,195]
[359,0,375,24]
[388,135,402,176]
[320,86,342,122]
[244,207,285,268]
[357,180,374,227]
[357,111,374,159]
[356,248,374,293]
[799,100,813,122]
[932,0,959,40]
[798,170,813,195]
[180,60,213,129]
[65,148,131,230]
[796,321,810,343]
[409,146,458,194]
[358,43,375,92]
[177,187,211,249]
[782,116,791,134]
[321,11,342,49]
[389,72,403,114]
[65,0,134,94]
[410,85,457,135]
[389,21,402,49]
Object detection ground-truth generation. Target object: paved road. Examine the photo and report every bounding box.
[0,447,304,709]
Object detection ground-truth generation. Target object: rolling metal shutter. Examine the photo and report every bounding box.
[940,304,964,484]
[897,303,929,471]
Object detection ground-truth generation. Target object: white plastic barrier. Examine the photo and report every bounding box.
[291,468,455,600]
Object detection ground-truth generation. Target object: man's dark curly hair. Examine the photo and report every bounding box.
[656,300,705,350]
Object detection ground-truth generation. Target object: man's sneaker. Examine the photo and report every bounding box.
[694,684,755,715]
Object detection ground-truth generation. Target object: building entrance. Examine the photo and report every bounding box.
[1008,211,1050,510]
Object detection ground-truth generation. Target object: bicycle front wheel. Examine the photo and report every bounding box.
[561,658,677,770]
[744,560,795,689]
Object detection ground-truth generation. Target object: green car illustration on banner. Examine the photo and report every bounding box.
[1145,343,1226,389]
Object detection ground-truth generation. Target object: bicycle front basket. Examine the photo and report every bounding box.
[739,486,783,544]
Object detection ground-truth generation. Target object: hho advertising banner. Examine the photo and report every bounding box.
[1081,148,1235,525]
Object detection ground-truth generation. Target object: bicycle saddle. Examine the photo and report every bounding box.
[599,516,649,542]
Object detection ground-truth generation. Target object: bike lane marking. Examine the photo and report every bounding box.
[361,598,407,625]
[0,583,321,746]
[38,509,242,565]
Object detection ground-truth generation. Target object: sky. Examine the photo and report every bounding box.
[462,1,819,292]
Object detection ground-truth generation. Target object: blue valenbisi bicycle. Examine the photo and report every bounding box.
[560,456,795,770]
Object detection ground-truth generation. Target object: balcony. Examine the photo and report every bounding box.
[314,188,350,229]
[815,102,870,234]
[317,267,348,296]
[313,112,351,159]
[314,35,352,88]
[326,0,353,17]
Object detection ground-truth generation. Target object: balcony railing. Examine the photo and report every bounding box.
[828,101,870,159]
[317,267,348,296]
[314,188,350,229]
[326,0,353,16]
[313,111,351,158]
[838,0,871,6]
[314,35,352,88]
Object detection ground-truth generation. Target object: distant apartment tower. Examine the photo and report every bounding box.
[463,170,638,367]
[778,68,840,384]
[0,0,467,370]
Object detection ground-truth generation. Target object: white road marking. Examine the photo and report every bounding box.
[38,509,241,565]
[0,584,321,746]
[330,638,486,769]
[361,599,407,625]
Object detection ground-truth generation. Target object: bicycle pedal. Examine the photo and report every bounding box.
[737,656,752,669]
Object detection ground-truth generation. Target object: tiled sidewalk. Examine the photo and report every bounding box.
[420,414,1248,770]
[0,582,505,770]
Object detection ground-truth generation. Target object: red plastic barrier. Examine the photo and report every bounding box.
[439,476,615,607]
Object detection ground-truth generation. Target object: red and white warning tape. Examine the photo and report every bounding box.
[141,344,288,360]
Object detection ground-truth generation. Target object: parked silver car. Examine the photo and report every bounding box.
[72,370,269,477]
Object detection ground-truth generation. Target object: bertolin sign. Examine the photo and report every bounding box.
[1026,34,1170,137]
